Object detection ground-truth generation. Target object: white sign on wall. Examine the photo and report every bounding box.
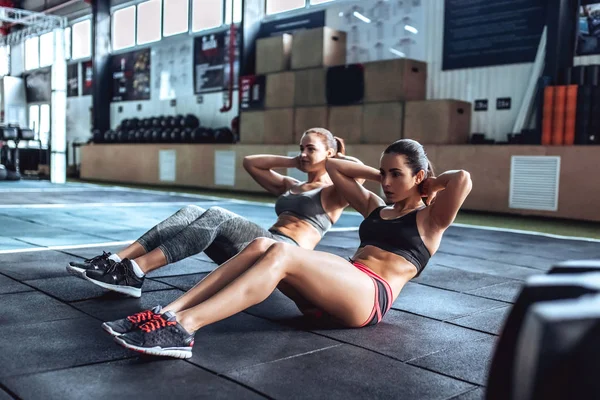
[151,37,194,100]
[215,150,236,186]
[159,149,177,182]
[325,0,425,64]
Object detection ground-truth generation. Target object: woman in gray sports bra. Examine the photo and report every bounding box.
[68,128,362,298]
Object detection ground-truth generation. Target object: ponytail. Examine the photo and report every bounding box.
[334,136,346,156]
[426,160,435,179]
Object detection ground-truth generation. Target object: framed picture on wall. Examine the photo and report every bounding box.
[577,3,600,55]
[82,61,93,96]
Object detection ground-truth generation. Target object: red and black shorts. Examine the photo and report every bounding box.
[353,261,394,327]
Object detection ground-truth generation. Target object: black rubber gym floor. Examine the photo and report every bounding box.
[1,181,599,399]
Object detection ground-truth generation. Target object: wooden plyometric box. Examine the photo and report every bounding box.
[404,100,472,145]
[265,72,296,109]
[361,103,404,144]
[240,111,265,144]
[328,105,363,144]
[294,68,327,107]
[256,34,293,74]
[294,106,329,143]
[264,108,295,145]
[291,27,347,70]
[364,58,427,103]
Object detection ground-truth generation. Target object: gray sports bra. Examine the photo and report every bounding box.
[274,185,333,236]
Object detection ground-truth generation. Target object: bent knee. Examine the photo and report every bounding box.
[177,204,206,221]
[248,237,278,253]
[265,242,293,258]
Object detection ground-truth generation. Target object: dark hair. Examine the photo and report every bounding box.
[302,128,346,156]
[383,139,435,185]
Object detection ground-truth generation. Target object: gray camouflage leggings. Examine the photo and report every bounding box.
[136,205,298,265]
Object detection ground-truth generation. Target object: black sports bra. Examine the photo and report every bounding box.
[358,206,431,276]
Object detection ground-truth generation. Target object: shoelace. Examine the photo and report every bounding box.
[126,309,159,324]
[85,251,111,264]
[102,259,121,275]
[139,316,176,333]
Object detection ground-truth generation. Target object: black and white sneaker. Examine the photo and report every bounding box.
[114,311,195,359]
[67,251,115,279]
[102,305,163,337]
[84,258,144,298]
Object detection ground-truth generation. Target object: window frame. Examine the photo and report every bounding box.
[263,0,337,20]
[111,4,138,51]
[162,0,191,38]
[24,36,40,71]
[136,0,163,45]
[71,18,93,61]
[108,0,246,56]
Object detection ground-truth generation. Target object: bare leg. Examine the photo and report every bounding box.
[132,248,168,274]
[116,242,147,261]
[176,243,377,332]
[162,238,277,313]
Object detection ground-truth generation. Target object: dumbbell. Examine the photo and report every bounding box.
[121,119,131,130]
[151,129,161,143]
[214,127,235,143]
[143,130,153,143]
[170,128,182,143]
[159,116,169,128]
[160,128,172,143]
[182,128,193,143]
[191,127,213,143]
[104,130,114,143]
[130,118,140,130]
[185,114,200,129]
[93,129,103,143]
[116,130,128,143]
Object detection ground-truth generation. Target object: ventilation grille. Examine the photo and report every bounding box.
[509,156,560,211]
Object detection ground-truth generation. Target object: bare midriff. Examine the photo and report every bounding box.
[270,213,324,250]
[351,245,420,301]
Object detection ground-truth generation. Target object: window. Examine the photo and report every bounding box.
[72,19,91,59]
[65,27,71,60]
[192,0,223,32]
[112,6,136,50]
[25,36,39,70]
[29,105,39,136]
[39,104,50,145]
[266,0,305,14]
[39,32,54,67]
[137,0,162,44]
[0,46,9,76]
[310,0,334,4]
[163,0,189,37]
[225,0,242,24]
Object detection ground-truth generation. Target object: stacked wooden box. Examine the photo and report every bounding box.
[240,27,472,146]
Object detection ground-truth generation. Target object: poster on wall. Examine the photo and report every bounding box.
[325,2,425,63]
[111,48,151,101]
[152,37,193,100]
[577,3,600,55]
[442,0,546,70]
[24,67,51,103]
[82,60,93,96]
[67,63,79,97]
[193,29,240,94]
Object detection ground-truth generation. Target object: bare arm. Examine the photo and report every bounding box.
[423,170,473,231]
[325,158,384,217]
[243,155,300,196]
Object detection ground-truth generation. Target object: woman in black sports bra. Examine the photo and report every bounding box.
[108,139,472,359]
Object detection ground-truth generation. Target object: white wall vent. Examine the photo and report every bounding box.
[509,156,561,211]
